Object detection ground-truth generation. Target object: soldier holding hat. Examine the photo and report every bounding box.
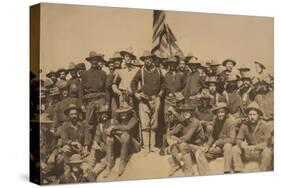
[196,102,236,174]
[232,102,273,172]
[131,50,164,154]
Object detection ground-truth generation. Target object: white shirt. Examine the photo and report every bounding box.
[114,67,139,92]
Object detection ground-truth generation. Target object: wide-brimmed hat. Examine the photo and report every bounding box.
[131,59,144,67]
[120,47,136,60]
[176,103,195,112]
[154,55,168,63]
[207,60,220,67]
[165,56,179,65]
[205,76,218,84]
[56,68,68,76]
[64,104,82,115]
[174,51,185,61]
[85,51,105,63]
[186,56,201,66]
[55,80,68,90]
[68,62,77,72]
[75,62,86,70]
[105,60,115,67]
[222,59,237,67]
[46,70,57,78]
[68,154,83,164]
[48,87,60,96]
[254,61,266,70]
[239,68,252,81]
[245,101,263,116]
[184,52,195,63]
[109,51,123,61]
[212,102,229,114]
[139,50,156,61]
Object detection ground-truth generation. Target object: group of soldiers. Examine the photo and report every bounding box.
[33,48,274,184]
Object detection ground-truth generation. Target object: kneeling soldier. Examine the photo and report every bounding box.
[167,103,206,176]
[232,102,273,172]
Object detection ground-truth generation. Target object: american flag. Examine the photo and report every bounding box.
[151,10,184,58]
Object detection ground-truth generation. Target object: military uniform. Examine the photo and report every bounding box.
[167,106,206,176]
[232,102,273,171]
[82,51,109,127]
[131,51,164,153]
[196,103,237,173]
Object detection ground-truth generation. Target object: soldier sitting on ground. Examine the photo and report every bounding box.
[196,102,237,174]
[53,104,90,170]
[232,102,273,172]
[166,103,206,176]
[102,104,140,177]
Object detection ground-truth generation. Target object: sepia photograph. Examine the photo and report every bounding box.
[30,3,274,185]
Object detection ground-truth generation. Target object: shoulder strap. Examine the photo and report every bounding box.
[141,67,144,87]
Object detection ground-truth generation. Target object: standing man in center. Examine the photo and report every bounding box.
[112,48,139,108]
[131,50,164,154]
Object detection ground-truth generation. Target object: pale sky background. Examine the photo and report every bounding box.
[40,3,273,76]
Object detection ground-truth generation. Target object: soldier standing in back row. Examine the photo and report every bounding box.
[81,51,109,138]
[131,50,164,154]
[182,56,205,106]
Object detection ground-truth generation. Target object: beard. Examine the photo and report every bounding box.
[70,118,78,124]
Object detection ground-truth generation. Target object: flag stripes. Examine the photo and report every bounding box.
[152,10,184,58]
